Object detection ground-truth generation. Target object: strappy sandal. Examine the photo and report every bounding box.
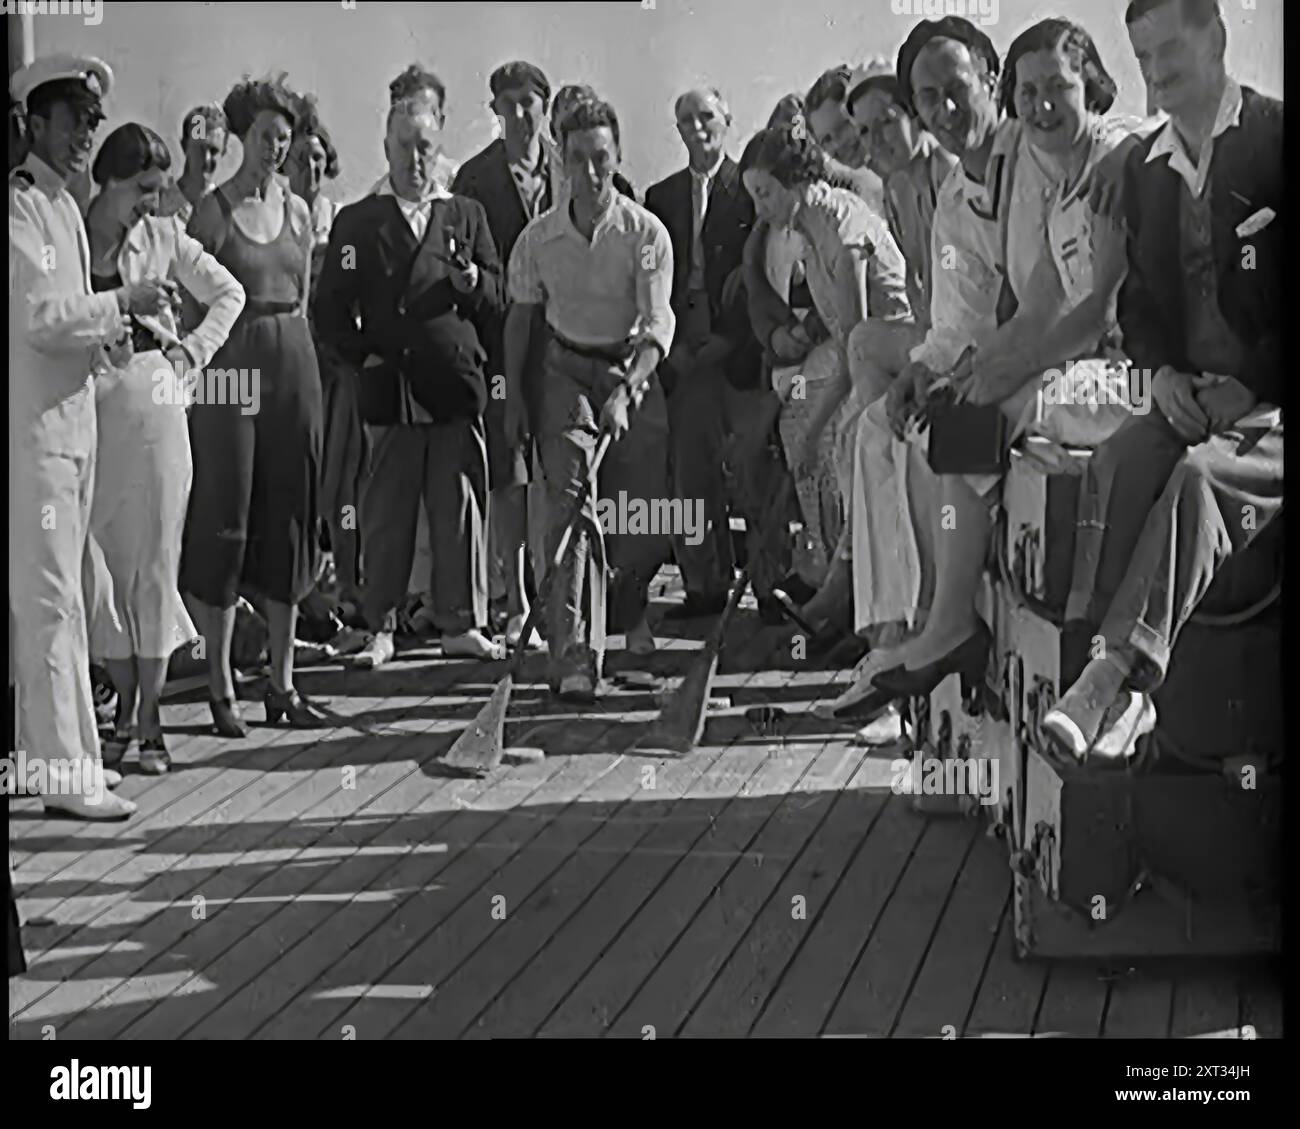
[138,733,171,775]
[102,725,134,771]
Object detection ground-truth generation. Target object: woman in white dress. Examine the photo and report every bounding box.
[85,123,245,773]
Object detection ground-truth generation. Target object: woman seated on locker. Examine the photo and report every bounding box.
[839,18,1150,713]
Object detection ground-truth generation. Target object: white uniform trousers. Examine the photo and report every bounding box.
[9,389,102,777]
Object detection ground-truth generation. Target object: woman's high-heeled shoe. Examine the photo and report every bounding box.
[102,725,134,770]
[264,685,327,728]
[209,696,248,739]
[872,622,992,699]
[138,733,171,775]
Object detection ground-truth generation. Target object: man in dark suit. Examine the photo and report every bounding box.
[316,95,505,667]
[1044,0,1282,761]
[645,86,791,620]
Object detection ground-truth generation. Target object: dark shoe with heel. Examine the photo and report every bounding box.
[264,686,328,728]
[872,623,991,699]
[102,726,133,770]
[209,696,248,739]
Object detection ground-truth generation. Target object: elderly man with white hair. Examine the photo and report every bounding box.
[645,86,792,623]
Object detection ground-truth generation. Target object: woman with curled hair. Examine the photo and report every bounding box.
[844,17,1156,711]
[739,125,911,596]
[85,123,245,772]
[183,75,327,734]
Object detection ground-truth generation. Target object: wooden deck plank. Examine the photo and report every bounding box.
[963,902,1049,1036]
[13,673,452,895]
[304,750,628,1039]
[8,662,445,868]
[1169,966,1243,1038]
[748,787,925,1037]
[10,687,412,927]
[456,684,801,1039]
[247,752,583,1040]
[9,696,210,870]
[534,737,827,1038]
[389,734,767,1040]
[600,739,865,1038]
[10,699,298,879]
[403,656,793,1040]
[679,749,895,1037]
[56,716,484,1040]
[825,815,982,1037]
[8,670,444,897]
[1102,972,1174,1038]
[892,830,1010,1037]
[250,640,788,1040]
[10,589,1280,1041]
[110,746,612,1041]
[1034,961,1111,1036]
[8,687,442,1030]
[165,743,586,1039]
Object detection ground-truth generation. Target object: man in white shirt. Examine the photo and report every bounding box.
[505,98,675,702]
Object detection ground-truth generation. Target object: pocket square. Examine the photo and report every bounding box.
[1236,207,1276,239]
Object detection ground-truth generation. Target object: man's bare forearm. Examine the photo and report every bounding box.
[625,340,663,391]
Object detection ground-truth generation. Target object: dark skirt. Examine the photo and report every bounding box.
[181,311,323,608]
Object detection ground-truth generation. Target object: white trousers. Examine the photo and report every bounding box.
[850,397,935,635]
[10,392,102,778]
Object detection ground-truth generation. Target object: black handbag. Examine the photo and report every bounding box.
[925,387,1010,476]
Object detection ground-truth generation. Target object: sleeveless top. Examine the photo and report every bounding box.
[211,185,305,309]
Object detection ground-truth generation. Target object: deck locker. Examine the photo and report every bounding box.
[901,438,1283,959]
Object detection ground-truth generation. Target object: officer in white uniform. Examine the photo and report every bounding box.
[9,56,174,819]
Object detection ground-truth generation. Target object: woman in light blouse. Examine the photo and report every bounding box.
[740,126,911,607]
[85,123,245,773]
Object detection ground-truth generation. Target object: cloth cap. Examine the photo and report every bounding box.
[11,54,113,110]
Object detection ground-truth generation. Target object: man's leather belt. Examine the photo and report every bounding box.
[551,329,635,365]
[243,298,300,317]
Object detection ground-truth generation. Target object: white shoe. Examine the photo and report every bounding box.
[441,629,506,661]
[43,789,136,821]
[505,613,543,650]
[1041,657,1130,761]
[627,618,657,656]
[352,631,395,670]
[101,767,122,790]
[1088,691,1156,764]
[851,704,903,746]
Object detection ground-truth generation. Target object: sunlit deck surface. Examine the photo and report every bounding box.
[8,572,1281,1039]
